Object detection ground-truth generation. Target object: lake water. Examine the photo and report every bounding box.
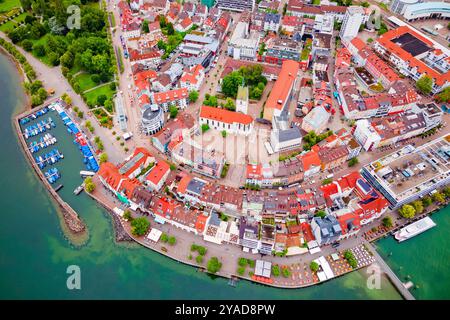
[0,51,407,300]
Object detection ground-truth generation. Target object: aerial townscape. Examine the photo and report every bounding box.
[1,0,450,301]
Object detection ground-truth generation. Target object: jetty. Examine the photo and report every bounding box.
[365,241,415,300]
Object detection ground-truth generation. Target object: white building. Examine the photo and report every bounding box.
[390,0,419,15]
[236,86,249,114]
[199,105,254,136]
[227,21,260,61]
[180,64,205,91]
[339,6,365,42]
[149,88,189,112]
[353,119,381,151]
[263,13,281,33]
[403,1,450,21]
[270,113,302,153]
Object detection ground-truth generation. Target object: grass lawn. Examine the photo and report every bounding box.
[0,0,20,12]
[83,83,115,107]
[0,12,26,32]
[73,73,98,92]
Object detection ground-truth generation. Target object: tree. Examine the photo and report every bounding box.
[168,236,176,245]
[201,124,210,133]
[221,130,227,138]
[33,44,46,57]
[169,163,176,171]
[237,267,245,275]
[310,261,319,273]
[432,192,446,204]
[411,200,424,214]
[99,153,108,164]
[443,187,450,199]
[189,90,199,102]
[197,246,206,256]
[169,105,178,118]
[37,88,48,101]
[221,72,244,98]
[47,52,60,66]
[22,40,33,52]
[399,204,416,219]
[84,177,95,193]
[130,217,150,236]
[367,38,374,43]
[315,210,326,219]
[167,23,174,35]
[348,157,359,167]
[416,75,433,95]
[282,267,291,278]
[238,257,248,267]
[207,257,222,274]
[382,215,393,228]
[142,20,149,33]
[224,97,235,111]
[435,87,450,103]
[61,93,72,106]
[97,94,107,106]
[196,255,203,264]
[422,196,432,207]
[272,265,280,277]
[123,210,133,221]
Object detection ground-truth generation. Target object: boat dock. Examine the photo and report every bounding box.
[365,241,415,300]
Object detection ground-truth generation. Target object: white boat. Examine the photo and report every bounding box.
[395,216,436,242]
[80,170,96,177]
[74,184,84,195]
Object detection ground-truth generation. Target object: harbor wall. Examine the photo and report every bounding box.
[14,101,87,235]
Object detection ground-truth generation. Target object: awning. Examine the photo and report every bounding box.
[154,215,166,224]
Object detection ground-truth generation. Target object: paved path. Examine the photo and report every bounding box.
[365,241,416,300]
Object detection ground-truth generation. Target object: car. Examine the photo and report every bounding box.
[332,242,340,248]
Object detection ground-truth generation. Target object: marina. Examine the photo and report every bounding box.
[394,216,437,242]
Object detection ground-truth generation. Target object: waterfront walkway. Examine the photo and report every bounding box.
[365,241,416,300]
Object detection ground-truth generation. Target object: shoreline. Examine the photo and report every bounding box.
[86,182,378,290]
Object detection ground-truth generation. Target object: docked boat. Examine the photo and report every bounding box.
[74,184,84,195]
[80,170,95,177]
[394,216,436,242]
[55,184,64,192]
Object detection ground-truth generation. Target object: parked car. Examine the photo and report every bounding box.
[332,242,340,248]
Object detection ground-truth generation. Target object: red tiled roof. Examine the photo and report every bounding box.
[266,60,299,111]
[246,164,262,179]
[146,161,170,186]
[177,174,192,194]
[200,105,253,125]
[350,37,366,52]
[195,214,208,233]
[338,212,361,235]
[152,88,188,103]
[301,150,321,171]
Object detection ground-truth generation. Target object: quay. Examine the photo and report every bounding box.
[14,99,86,235]
[365,241,415,300]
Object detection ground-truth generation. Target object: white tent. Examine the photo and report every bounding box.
[147,228,162,242]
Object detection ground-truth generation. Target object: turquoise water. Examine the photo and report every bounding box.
[376,205,450,300]
[0,52,404,300]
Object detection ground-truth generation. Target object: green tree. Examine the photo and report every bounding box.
[382,215,393,228]
[22,40,33,52]
[282,267,291,278]
[443,187,450,199]
[432,192,446,204]
[399,204,416,219]
[315,210,326,219]
[238,257,248,267]
[189,90,199,102]
[411,200,424,214]
[33,44,46,57]
[237,267,245,275]
[416,75,433,95]
[169,105,178,118]
[123,210,133,221]
[309,261,319,273]
[196,255,203,264]
[197,246,207,256]
[99,153,108,164]
[422,196,432,207]
[84,177,95,193]
[168,236,176,245]
[207,257,222,274]
[142,20,149,33]
[97,94,107,106]
[201,124,210,133]
[436,87,450,103]
[221,130,227,138]
[224,97,235,111]
[37,87,48,101]
[272,265,280,277]
[221,72,244,98]
[130,217,150,236]
[348,157,359,167]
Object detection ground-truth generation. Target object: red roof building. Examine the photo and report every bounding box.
[145,161,170,191]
